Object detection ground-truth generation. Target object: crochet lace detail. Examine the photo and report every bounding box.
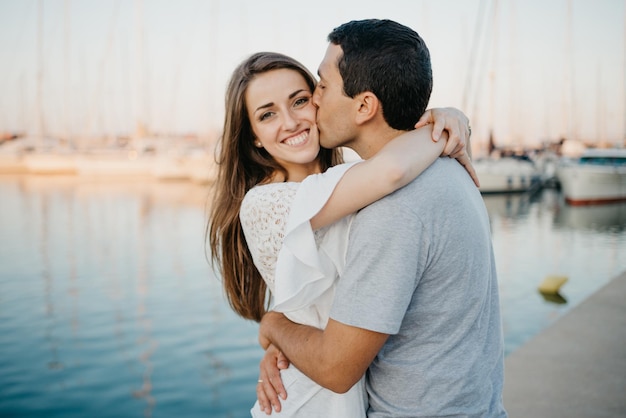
[241,182,316,293]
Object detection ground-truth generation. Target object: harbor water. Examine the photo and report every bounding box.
[0,175,624,418]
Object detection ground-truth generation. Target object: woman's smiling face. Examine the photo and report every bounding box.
[246,68,322,181]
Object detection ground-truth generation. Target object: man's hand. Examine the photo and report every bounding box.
[415,107,471,158]
[256,344,289,415]
[258,311,284,350]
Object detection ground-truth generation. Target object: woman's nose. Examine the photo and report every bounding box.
[282,110,298,130]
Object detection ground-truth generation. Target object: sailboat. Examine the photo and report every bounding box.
[556,148,626,205]
[554,1,626,206]
[462,0,541,194]
[0,138,28,174]
[16,1,77,175]
[473,134,542,193]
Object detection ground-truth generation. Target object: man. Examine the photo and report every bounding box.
[258,19,507,417]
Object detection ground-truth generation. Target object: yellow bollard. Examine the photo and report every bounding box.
[538,275,569,295]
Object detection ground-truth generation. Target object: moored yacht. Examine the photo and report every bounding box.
[556,148,626,205]
[473,155,542,194]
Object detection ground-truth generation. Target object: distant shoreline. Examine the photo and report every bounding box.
[0,150,217,184]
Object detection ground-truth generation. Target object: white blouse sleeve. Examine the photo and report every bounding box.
[273,161,360,313]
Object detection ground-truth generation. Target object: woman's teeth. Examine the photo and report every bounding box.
[283,131,308,146]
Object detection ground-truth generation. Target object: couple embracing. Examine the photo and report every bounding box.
[208,18,507,418]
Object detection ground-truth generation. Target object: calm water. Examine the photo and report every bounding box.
[0,175,624,418]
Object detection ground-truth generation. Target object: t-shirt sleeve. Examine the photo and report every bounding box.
[330,198,428,334]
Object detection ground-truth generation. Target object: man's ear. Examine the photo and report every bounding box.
[355,92,379,125]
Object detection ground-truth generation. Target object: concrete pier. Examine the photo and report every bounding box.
[503,270,626,417]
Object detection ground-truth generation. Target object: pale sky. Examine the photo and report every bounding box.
[0,0,624,150]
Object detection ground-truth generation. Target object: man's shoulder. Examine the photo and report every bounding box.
[385,157,465,194]
[406,157,473,193]
[355,157,477,219]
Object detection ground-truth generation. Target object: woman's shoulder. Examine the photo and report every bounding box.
[244,182,299,202]
[247,181,299,192]
[241,182,299,219]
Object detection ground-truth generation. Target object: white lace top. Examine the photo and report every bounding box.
[239,161,359,328]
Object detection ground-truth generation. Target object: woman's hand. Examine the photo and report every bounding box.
[415,108,479,187]
[454,153,480,188]
[415,107,471,158]
[256,344,289,415]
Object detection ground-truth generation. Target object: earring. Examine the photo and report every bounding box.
[255,141,262,148]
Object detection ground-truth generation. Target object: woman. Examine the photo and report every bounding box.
[207,52,475,416]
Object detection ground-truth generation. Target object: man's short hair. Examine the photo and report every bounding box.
[328,19,433,131]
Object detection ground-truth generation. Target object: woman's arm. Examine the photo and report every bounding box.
[310,124,445,230]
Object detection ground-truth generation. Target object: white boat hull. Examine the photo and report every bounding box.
[23,153,77,174]
[75,152,155,178]
[0,154,27,174]
[474,157,541,193]
[557,164,626,205]
[152,155,190,181]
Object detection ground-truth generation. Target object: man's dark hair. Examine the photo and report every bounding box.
[328,19,433,130]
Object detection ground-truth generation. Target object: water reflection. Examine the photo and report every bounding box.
[481,189,626,353]
[482,192,533,220]
[539,291,568,305]
[554,201,626,232]
[0,175,260,418]
[134,201,155,418]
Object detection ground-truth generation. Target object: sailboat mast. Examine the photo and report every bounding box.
[207,0,220,138]
[36,0,46,141]
[566,0,576,142]
[488,0,499,149]
[134,0,146,140]
[462,0,489,127]
[64,0,71,145]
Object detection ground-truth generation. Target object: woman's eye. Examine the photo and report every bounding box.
[259,111,273,121]
[294,97,309,107]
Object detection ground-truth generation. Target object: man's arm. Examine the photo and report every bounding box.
[259,312,389,393]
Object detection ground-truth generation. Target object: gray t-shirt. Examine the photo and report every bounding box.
[330,158,507,417]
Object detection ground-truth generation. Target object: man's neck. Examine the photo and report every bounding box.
[351,125,407,160]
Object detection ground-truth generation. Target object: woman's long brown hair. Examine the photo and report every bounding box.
[206,52,343,322]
